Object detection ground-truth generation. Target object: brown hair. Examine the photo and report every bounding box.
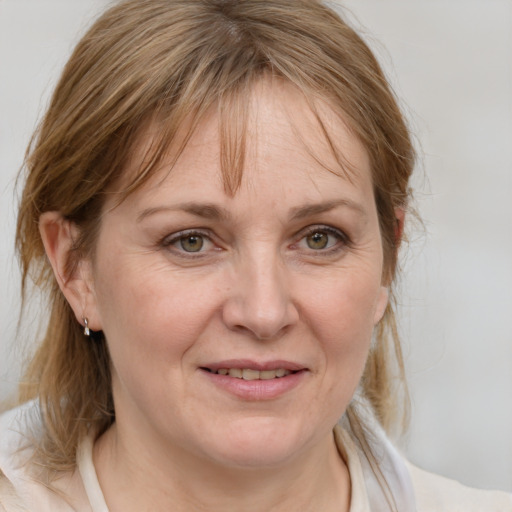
[16,0,415,472]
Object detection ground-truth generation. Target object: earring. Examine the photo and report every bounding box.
[83,317,90,336]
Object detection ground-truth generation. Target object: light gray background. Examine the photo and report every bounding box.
[1,0,511,492]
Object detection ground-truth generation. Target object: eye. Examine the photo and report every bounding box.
[296,226,347,253]
[162,230,215,256]
[306,231,330,250]
[179,234,204,253]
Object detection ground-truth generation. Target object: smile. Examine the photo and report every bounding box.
[199,360,307,399]
[202,368,294,380]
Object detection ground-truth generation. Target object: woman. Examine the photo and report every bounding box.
[0,0,510,510]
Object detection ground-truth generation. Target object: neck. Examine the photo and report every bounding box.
[93,424,351,512]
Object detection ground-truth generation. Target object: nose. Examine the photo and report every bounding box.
[222,251,299,340]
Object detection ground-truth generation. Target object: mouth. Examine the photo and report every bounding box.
[199,361,307,400]
[200,367,297,380]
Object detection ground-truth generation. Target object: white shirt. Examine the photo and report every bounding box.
[1,402,511,511]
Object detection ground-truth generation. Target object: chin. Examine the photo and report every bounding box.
[198,416,314,469]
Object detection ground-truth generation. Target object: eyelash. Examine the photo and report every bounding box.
[160,225,349,258]
[161,229,217,258]
[294,225,349,255]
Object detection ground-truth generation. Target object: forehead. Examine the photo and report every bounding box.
[117,78,373,208]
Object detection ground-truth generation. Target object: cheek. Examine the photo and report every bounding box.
[303,269,383,372]
[91,263,224,418]
[306,266,383,331]
[91,249,222,370]
[295,277,379,425]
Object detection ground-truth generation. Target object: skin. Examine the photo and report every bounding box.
[41,79,389,511]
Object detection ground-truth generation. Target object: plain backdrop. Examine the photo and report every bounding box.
[1,0,511,492]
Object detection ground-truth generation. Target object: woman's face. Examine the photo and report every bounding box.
[86,80,388,469]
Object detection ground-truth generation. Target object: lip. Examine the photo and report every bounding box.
[199,359,308,401]
[201,359,307,372]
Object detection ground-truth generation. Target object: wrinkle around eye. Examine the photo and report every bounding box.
[292,225,349,256]
[161,230,219,258]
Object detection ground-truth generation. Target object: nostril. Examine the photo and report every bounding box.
[220,270,299,340]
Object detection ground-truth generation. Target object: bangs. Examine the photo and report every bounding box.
[114,73,359,208]
[113,72,252,202]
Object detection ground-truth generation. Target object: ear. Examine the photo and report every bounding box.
[373,286,389,325]
[394,207,406,246]
[39,212,101,332]
[374,208,405,325]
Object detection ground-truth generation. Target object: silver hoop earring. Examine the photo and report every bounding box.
[83,318,90,336]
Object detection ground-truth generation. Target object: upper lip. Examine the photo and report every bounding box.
[201,359,307,372]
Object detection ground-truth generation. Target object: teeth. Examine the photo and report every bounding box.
[215,368,293,380]
[242,369,260,380]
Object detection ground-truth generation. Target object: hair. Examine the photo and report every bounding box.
[16,0,415,475]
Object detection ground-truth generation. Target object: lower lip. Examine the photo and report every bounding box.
[200,369,307,400]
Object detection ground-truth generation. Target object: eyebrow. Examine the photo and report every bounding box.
[289,199,367,221]
[136,198,367,223]
[137,202,230,223]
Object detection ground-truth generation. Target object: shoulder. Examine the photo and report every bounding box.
[0,402,86,512]
[0,403,94,512]
[335,408,512,512]
[0,471,28,512]
[407,461,512,512]
[0,402,39,481]
[0,403,37,511]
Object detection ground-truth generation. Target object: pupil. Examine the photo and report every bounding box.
[181,235,203,252]
[308,232,328,249]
